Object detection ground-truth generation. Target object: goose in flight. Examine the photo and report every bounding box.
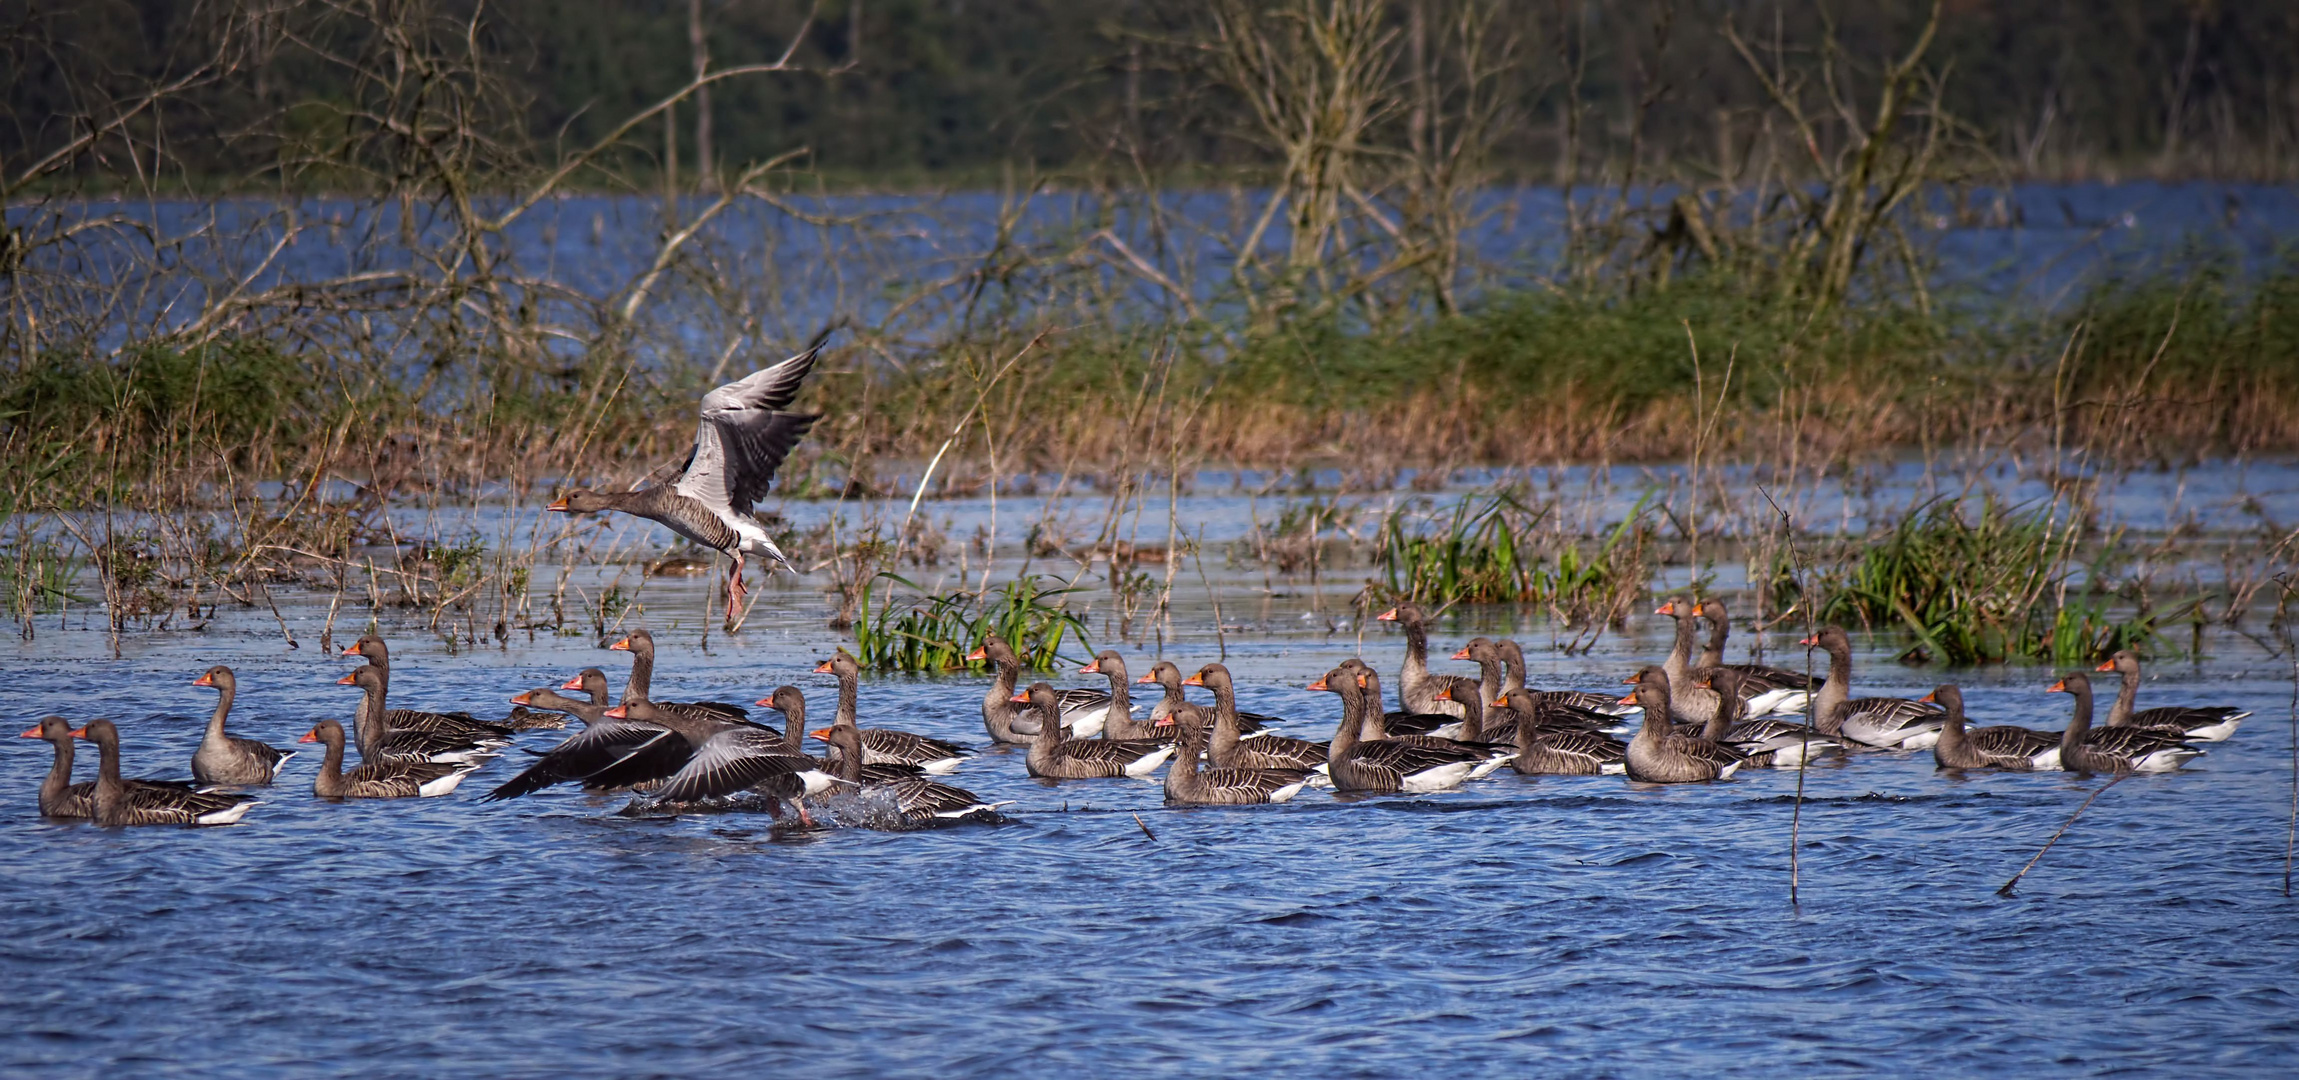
[547,330,829,623]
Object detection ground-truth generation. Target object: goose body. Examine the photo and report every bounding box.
[21,717,210,819]
[302,720,476,798]
[1346,665,1514,778]
[75,720,258,826]
[188,666,295,785]
[1187,664,1330,773]
[1160,707,1311,806]
[2097,650,2248,742]
[2053,672,2202,775]
[1490,690,1628,776]
[810,651,973,772]
[1317,667,1487,794]
[1375,604,1467,718]
[481,689,682,800]
[817,725,1008,827]
[1695,670,1842,768]
[545,332,828,623]
[607,629,752,726]
[1924,685,2060,771]
[339,637,516,741]
[971,638,1112,743]
[1800,626,1945,749]
[1621,669,1743,783]
[1692,599,1819,715]
[1020,683,1175,779]
[337,666,500,765]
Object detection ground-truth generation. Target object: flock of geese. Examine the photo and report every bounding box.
[19,599,2249,830]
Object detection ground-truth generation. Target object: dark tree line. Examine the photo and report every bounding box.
[4,0,2293,190]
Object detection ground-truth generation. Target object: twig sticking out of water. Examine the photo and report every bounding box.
[1998,774,2128,898]
[1132,813,1157,842]
[1756,483,1817,907]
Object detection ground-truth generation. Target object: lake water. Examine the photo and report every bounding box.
[5,564,2298,1076]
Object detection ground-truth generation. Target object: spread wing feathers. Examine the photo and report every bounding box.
[676,337,830,511]
[638,728,811,805]
[482,724,676,801]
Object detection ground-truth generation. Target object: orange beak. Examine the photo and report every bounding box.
[1488,699,1506,709]
[298,727,320,743]
[609,637,631,652]
[755,696,775,707]
[807,728,832,740]
[1080,659,1102,674]
[1435,686,1453,701]
[1621,674,1639,684]
[18,725,41,738]
[1654,602,1674,616]
[336,673,358,685]
[340,642,361,656]
[1181,673,1205,687]
[511,691,534,706]
[1449,646,1471,660]
[1919,690,1936,703]
[1154,714,1176,727]
[559,674,586,691]
[1134,673,1157,684]
[192,672,214,687]
[604,705,629,719]
[68,726,89,739]
[1375,607,1399,622]
[1307,677,1331,692]
[965,646,987,662]
[1616,693,1638,706]
[546,495,571,512]
[1009,691,1030,704]
[814,659,836,673]
[2046,679,2067,694]
[2094,659,2115,672]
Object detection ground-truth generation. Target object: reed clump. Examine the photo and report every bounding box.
[1374,489,1656,625]
[853,573,1089,674]
[1816,498,2164,665]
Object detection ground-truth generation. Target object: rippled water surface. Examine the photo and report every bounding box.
[6,590,2298,1077]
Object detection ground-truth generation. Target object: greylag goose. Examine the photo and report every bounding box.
[607,629,751,724]
[1441,650,1610,744]
[1922,684,2059,771]
[559,667,613,708]
[1312,666,1482,794]
[188,665,295,785]
[969,637,1107,743]
[21,716,207,819]
[1693,599,1818,715]
[339,636,515,740]
[480,689,681,801]
[2095,650,2248,741]
[1653,598,1727,725]
[1018,683,1175,780]
[73,720,258,826]
[759,684,934,784]
[613,695,839,817]
[336,667,500,765]
[1143,660,1271,736]
[1799,626,1945,749]
[2050,671,2202,774]
[1158,706,1313,806]
[301,720,477,798]
[1374,604,1468,718]
[815,723,1008,827]
[1472,638,1636,716]
[1694,669,1841,768]
[1186,664,1329,772]
[1080,650,1171,741]
[1486,690,1627,776]
[545,330,828,624]
[806,651,973,772]
[1342,663,1514,775]
[1619,668,1743,783]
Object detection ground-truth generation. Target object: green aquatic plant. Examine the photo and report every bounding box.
[1375,489,1656,620]
[853,573,1089,673]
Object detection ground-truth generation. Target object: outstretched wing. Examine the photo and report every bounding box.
[674,329,831,512]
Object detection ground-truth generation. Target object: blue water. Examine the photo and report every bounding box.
[6,593,2297,1077]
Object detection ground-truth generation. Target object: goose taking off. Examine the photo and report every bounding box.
[546,330,830,624]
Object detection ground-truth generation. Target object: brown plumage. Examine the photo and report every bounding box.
[74,719,258,826]
[1159,706,1312,806]
[302,719,476,799]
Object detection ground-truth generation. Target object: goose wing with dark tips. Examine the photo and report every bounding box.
[1513,729,1628,775]
[636,728,815,806]
[108,781,258,826]
[855,728,973,767]
[386,707,514,739]
[673,335,828,513]
[482,723,676,801]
